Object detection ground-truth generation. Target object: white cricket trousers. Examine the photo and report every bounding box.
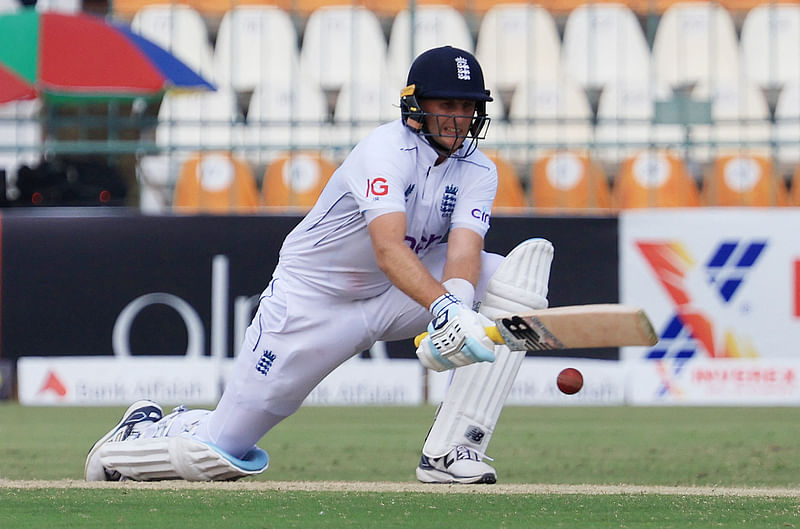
[192,244,503,457]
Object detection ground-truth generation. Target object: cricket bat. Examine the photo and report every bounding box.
[414,304,658,351]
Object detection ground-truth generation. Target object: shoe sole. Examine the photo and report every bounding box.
[84,400,162,481]
[416,466,497,485]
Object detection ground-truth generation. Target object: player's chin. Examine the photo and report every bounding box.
[437,135,466,152]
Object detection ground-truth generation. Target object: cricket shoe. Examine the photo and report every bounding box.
[415,445,497,484]
[84,400,163,481]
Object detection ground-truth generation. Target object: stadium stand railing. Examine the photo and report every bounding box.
[1,0,799,211]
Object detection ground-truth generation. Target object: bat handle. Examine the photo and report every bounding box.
[413,326,504,349]
[484,326,504,345]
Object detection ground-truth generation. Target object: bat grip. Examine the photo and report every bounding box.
[413,326,504,349]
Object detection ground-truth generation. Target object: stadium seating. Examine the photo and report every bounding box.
[0,0,19,12]
[299,5,388,116]
[7,0,800,214]
[156,88,242,153]
[740,3,800,91]
[469,0,697,17]
[131,4,216,82]
[365,0,468,18]
[34,0,81,12]
[114,0,290,20]
[483,150,528,211]
[703,154,789,206]
[475,3,561,120]
[561,3,651,92]
[172,151,259,213]
[0,100,42,183]
[332,78,399,147]
[792,165,800,206]
[717,0,780,14]
[245,77,329,165]
[651,2,741,95]
[774,80,800,167]
[529,151,612,211]
[387,4,474,82]
[137,154,185,213]
[687,79,772,165]
[594,82,685,166]
[503,76,594,163]
[213,6,300,94]
[145,87,244,211]
[260,151,336,210]
[614,149,701,208]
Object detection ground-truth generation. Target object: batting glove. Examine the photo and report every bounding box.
[416,293,496,372]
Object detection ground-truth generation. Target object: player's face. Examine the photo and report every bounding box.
[420,98,477,152]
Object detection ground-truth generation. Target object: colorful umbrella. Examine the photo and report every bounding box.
[0,8,214,104]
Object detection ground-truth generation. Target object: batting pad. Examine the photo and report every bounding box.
[422,238,554,458]
[99,436,268,481]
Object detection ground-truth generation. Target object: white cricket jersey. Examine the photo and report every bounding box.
[276,119,498,300]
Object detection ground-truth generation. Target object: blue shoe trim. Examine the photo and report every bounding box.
[206,442,269,473]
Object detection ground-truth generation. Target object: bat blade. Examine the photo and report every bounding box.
[491,304,658,351]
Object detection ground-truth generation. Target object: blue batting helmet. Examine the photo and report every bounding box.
[400,46,492,158]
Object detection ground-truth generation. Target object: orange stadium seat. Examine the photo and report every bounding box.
[261,151,337,210]
[365,0,468,18]
[290,0,368,17]
[703,154,789,207]
[716,0,773,14]
[792,165,800,206]
[178,0,291,19]
[467,0,681,16]
[173,152,260,213]
[114,0,290,20]
[615,150,701,208]
[530,151,612,212]
[484,150,528,211]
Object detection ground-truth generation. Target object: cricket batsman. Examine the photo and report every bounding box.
[85,46,553,484]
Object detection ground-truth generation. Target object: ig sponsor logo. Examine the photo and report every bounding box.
[366,177,388,198]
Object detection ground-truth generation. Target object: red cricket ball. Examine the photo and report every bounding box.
[557,367,584,395]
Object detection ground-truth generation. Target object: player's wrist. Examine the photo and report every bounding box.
[442,278,475,309]
[429,292,459,316]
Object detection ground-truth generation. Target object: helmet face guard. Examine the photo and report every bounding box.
[401,86,490,158]
[400,46,493,159]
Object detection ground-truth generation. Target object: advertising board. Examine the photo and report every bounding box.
[620,209,800,405]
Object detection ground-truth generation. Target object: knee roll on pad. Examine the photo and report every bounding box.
[423,238,554,458]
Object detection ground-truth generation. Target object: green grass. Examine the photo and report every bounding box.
[1,404,799,528]
[1,488,798,529]
[2,404,799,486]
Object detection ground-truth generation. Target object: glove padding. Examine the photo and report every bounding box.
[416,293,496,372]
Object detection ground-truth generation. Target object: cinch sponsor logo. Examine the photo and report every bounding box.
[637,239,766,360]
[366,177,388,197]
[471,207,490,224]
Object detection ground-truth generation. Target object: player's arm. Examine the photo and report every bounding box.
[368,212,494,371]
[441,226,484,303]
[367,211,447,309]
